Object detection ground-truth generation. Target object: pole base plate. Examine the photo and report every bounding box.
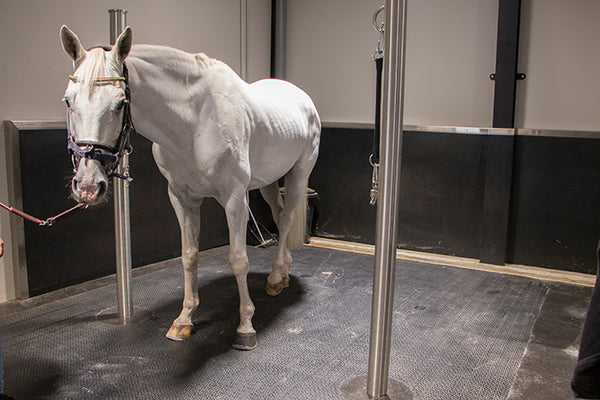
[96,306,152,325]
[340,375,413,400]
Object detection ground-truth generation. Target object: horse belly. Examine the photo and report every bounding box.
[248,134,308,190]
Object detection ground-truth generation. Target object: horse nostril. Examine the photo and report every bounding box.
[72,177,79,191]
[98,180,107,197]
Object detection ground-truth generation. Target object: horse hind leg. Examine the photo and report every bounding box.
[260,182,293,295]
[263,169,309,296]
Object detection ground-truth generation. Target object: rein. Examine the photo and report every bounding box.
[66,63,136,183]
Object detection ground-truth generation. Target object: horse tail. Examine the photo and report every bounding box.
[286,186,307,249]
[286,106,320,249]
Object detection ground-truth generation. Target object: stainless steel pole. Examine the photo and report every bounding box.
[240,0,248,81]
[340,1,411,398]
[367,0,408,398]
[272,0,286,79]
[109,9,127,44]
[109,8,133,322]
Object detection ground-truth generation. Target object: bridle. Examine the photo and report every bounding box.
[65,63,136,182]
[0,51,137,226]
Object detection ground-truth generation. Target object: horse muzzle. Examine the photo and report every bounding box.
[72,159,108,205]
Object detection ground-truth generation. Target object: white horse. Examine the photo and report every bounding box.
[60,26,320,349]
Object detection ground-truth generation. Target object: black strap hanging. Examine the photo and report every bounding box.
[372,56,383,166]
[369,8,384,205]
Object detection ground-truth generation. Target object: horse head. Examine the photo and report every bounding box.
[60,25,133,205]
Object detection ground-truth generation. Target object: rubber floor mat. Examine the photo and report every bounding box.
[0,246,547,399]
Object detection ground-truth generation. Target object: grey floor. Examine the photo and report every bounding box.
[0,245,593,400]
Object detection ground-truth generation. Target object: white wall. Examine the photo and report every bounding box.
[286,0,499,126]
[0,0,270,302]
[516,0,600,131]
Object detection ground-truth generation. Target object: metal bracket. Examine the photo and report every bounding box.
[489,72,526,81]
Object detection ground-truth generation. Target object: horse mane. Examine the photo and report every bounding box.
[76,48,122,95]
[194,52,217,69]
[129,45,218,75]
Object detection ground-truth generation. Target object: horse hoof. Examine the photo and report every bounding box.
[232,332,257,350]
[282,275,290,288]
[166,323,193,341]
[266,280,284,296]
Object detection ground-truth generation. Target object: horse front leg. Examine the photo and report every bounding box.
[222,190,257,350]
[166,187,202,341]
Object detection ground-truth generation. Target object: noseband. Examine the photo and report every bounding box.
[65,63,136,182]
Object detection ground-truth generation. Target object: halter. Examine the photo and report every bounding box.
[65,63,136,182]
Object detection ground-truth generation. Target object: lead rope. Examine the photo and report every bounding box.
[370,6,385,205]
[0,201,88,227]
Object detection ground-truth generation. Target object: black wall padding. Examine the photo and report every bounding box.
[18,129,228,296]
[309,127,486,258]
[508,136,600,274]
[309,127,376,244]
[310,127,599,274]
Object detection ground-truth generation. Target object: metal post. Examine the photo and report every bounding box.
[110,8,133,322]
[340,0,411,398]
[367,0,408,396]
[240,0,248,81]
[271,0,286,79]
[96,9,151,326]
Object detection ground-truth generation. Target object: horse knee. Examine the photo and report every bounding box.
[181,248,198,268]
[229,253,249,276]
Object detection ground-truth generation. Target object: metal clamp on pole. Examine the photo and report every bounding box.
[341,1,413,399]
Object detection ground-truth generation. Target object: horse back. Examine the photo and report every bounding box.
[245,79,320,188]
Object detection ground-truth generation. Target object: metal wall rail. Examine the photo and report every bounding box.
[12,121,599,141]
[322,122,600,139]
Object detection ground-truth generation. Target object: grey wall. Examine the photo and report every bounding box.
[516,0,600,131]
[286,0,499,126]
[285,0,600,131]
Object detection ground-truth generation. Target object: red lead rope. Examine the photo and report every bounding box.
[0,201,88,227]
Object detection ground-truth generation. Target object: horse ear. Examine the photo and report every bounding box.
[60,25,85,64]
[111,26,132,64]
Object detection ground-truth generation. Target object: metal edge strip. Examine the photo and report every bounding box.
[7,120,599,139]
[323,122,600,139]
[517,128,600,140]
[2,121,30,299]
[406,125,515,136]
[9,121,66,130]
[323,122,514,136]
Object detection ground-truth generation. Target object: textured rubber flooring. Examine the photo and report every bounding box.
[0,246,548,399]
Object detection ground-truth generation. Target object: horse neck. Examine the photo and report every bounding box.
[125,46,241,153]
